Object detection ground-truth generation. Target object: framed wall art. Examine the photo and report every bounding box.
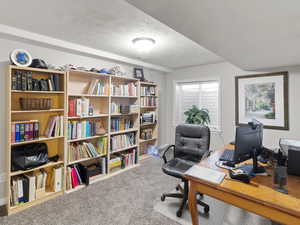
[235,72,289,130]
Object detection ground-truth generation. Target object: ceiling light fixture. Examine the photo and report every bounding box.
[132,37,156,53]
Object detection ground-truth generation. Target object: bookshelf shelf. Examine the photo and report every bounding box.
[9,65,65,74]
[139,137,157,143]
[110,145,138,154]
[140,106,157,109]
[141,122,157,127]
[140,81,157,86]
[10,161,64,176]
[110,112,138,116]
[111,95,138,98]
[11,90,65,94]
[68,114,109,119]
[9,190,63,215]
[110,128,138,135]
[11,109,65,114]
[109,164,140,176]
[67,134,107,143]
[68,154,106,165]
[65,184,86,194]
[11,136,64,146]
[68,94,109,98]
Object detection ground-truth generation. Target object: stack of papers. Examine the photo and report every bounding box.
[185,165,226,184]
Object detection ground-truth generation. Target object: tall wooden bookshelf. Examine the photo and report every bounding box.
[5,66,149,213]
[6,66,66,215]
[65,71,140,193]
[139,82,159,160]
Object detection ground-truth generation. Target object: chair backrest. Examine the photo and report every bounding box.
[174,124,210,162]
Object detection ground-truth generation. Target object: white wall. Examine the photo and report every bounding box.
[0,38,167,205]
[165,62,300,150]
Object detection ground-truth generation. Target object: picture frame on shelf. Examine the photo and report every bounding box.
[133,67,144,81]
[235,71,289,130]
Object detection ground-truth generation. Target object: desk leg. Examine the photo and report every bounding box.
[188,181,199,225]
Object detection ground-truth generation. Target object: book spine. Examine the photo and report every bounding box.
[12,72,17,90]
[24,123,30,141]
[21,73,27,91]
[34,121,39,139]
[11,123,15,143]
[19,123,25,142]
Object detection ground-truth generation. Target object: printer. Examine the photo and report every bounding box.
[279,138,300,176]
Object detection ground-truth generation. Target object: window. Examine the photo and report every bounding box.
[175,81,220,131]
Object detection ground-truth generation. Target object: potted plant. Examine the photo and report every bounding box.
[184,105,210,126]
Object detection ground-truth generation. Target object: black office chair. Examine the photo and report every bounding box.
[160,124,210,217]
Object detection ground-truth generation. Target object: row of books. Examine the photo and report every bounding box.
[141,111,156,124]
[68,137,108,162]
[11,120,39,143]
[141,86,156,96]
[111,118,134,132]
[140,128,153,140]
[111,83,137,96]
[10,167,63,206]
[66,158,106,189]
[109,149,137,172]
[12,71,61,91]
[141,96,157,107]
[67,120,106,140]
[68,98,92,117]
[111,103,139,114]
[110,133,136,152]
[87,79,109,96]
[45,116,64,138]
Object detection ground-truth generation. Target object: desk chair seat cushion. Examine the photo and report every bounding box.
[175,124,210,162]
[162,158,195,179]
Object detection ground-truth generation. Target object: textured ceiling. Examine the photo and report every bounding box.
[0,0,223,69]
[127,0,300,70]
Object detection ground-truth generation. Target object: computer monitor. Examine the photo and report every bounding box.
[234,119,265,173]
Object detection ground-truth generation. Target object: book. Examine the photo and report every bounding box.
[27,72,33,91]
[53,74,60,91]
[11,122,15,143]
[53,167,63,192]
[19,123,25,142]
[87,79,99,94]
[24,173,36,202]
[12,72,17,90]
[16,71,22,90]
[68,99,76,117]
[21,73,27,91]
[76,98,82,117]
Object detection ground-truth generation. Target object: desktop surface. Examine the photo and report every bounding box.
[186,144,300,225]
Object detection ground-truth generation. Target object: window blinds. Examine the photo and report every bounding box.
[175,81,220,130]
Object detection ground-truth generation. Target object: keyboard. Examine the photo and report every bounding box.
[219,149,234,162]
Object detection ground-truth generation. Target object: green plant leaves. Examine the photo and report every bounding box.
[184,105,210,125]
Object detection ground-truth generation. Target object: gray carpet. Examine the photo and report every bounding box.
[0,158,179,225]
[0,158,274,225]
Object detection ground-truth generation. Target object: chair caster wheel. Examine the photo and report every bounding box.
[176,210,182,217]
[161,195,165,202]
[204,206,210,214]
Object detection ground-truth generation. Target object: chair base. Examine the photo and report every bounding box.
[161,181,210,217]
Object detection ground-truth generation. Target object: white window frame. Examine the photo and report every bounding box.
[173,78,222,133]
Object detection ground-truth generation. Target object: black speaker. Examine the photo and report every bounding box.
[288,148,300,176]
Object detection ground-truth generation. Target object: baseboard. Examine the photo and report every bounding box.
[0,172,7,206]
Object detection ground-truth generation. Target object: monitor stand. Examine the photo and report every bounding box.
[251,148,266,174]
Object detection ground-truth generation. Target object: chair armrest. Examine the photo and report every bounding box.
[159,144,175,164]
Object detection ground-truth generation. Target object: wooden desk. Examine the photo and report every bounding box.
[185,145,300,225]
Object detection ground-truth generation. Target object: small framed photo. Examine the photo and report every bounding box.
[134,68,144,81]
[235,72,289,130]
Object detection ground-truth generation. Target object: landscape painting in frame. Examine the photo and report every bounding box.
[235,72,289,130]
